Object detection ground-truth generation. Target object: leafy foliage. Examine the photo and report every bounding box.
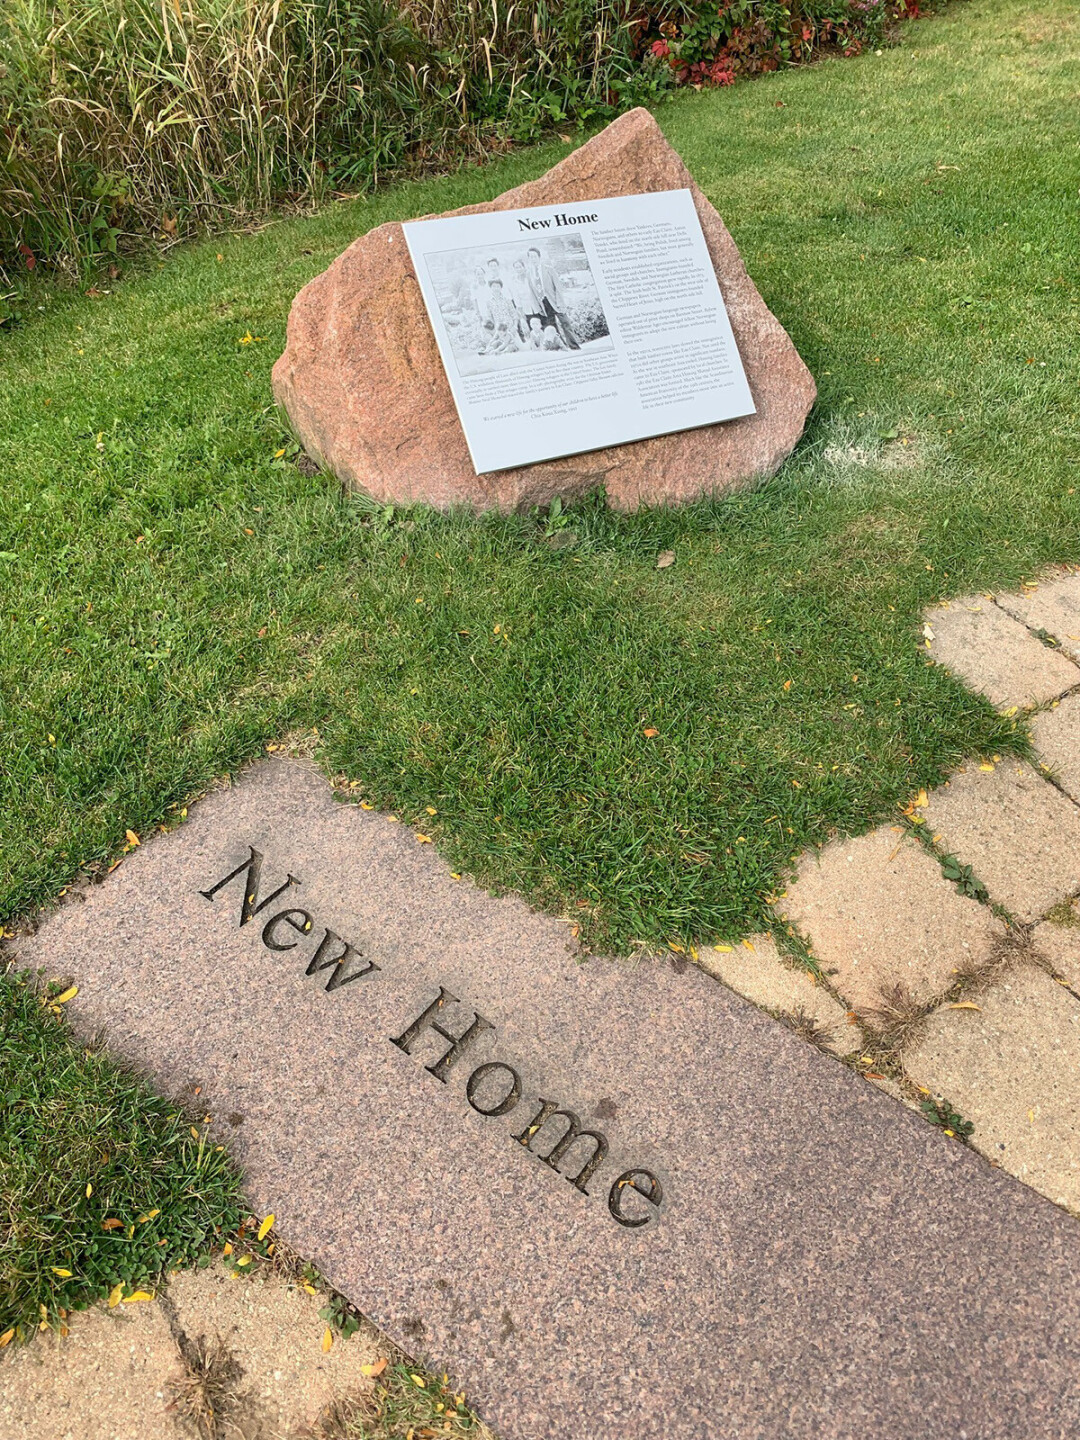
[940,853,989,902]
[919,1095,976,1141]
[646,0,919,87]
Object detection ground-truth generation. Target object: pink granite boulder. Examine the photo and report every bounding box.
[272,108,815,512]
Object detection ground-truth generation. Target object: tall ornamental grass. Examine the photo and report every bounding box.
[0,0,667,273]
[0,0,914,275]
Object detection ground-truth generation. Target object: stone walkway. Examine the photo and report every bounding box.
[0,1258,388,1440]
[6,572,1080,1438]
[707,569,1080,1215]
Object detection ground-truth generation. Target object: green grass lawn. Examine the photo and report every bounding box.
[2,0,1078,1330]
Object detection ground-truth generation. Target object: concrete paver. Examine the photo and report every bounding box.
[0,1297,179,1440]
[923,596,1079,709]
[921,760,1080,923]
[167,1260,384,1437]
[904,964,1080,1213]
[1031,914,1080,992]
[1032,693,1080,802]
[697,933,861,1054]
[775,825,1005,1013]
[996,573,1080,663]
[0,1261,386,1440]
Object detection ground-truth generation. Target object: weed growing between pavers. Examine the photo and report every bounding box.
[304,1364,492,1439]
[0,971,243,1338]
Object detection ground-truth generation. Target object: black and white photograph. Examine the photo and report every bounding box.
[422,234,613,376]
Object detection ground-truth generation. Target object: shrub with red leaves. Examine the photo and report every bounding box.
[639,0,919,90]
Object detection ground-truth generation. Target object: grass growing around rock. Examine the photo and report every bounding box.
[0,0,1077,1331]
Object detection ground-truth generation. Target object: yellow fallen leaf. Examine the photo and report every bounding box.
[302,1282,317,1295]
[85,1183,92,1198]
[257,1214,274,1242]
[107,1285,123,1308]
[274,448,286,459]
[914,790,928,808]
[101,1218,123,1231]
[190,1127,200,1140]
[416,833,432,844]
[55,986,78,1004]
[450,872,462,881]
[322,1326,333,1353]
[0,1329,14,1347]
[425,806,437,815]
[125,829,140,846]
[222,1242,233,1256]
[410,1373,426,1388]
[236,1255,252,1267]
[783,679,792,691]
[360,801,373,810]
[361,1357,388,1378]
[978,763,995,773]
[643,727,659,738]
[714,944,734,953]
[742,939,755,952]
[122,1291,154,1303]
[51,1268,72,1278]
[948,1001,982,1011]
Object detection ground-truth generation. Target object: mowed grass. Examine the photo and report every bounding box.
[1,0,1077,961]
[0,971,241,1335]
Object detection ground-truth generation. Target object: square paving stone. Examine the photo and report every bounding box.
[1032,693,1080,801]
[775,826,1004,1013]
[10,760,1080,1440]
[904,965,1080,1213]
[697,934,861,1054]
[1032,916,1080,991]
[996,572,1080,662]
[923,595,1079,709]
[921,760,1080,923]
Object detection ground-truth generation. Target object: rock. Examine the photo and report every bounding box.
[272,109,815,513]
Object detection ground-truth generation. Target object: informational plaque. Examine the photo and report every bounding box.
[403,189,755,475]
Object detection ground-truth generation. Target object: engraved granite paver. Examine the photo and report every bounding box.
[996,573,1080,663]
[775,826,1004,1013]
[904,965,1080,1213]
[10,760,1080,1439]
[1032,693,1080,802]
[923,596,1079,709]
[921,761,1080,923]
[696,934,860,1054]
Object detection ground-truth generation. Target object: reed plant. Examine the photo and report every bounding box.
[0,0,669,275]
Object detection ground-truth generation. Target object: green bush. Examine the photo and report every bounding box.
[0,0,918,276]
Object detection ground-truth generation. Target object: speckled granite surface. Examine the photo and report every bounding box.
[13,759,1080,1439]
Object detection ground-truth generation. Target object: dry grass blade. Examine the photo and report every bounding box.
[775,1006,835,1053]
[859,983,931,1056]
[167,1332,244,1440]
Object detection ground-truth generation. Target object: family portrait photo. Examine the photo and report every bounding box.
[422,234,614,376]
